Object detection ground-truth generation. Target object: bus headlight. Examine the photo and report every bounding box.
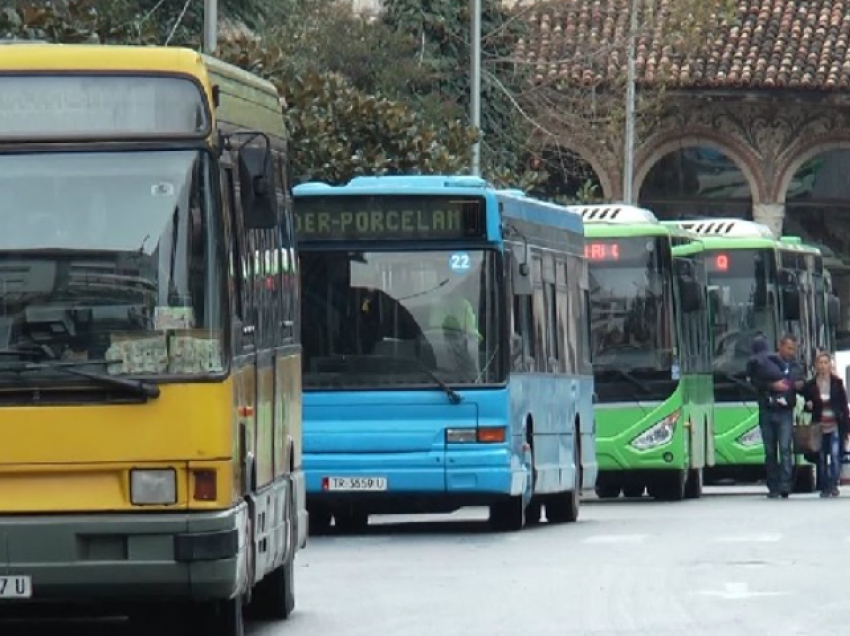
[631,410,680,451]
[737,426,762,447]
[131,469,177,505]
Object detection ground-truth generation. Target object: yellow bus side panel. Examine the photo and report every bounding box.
[276,352,303,473]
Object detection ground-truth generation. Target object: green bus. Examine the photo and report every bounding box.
[572,205,713,500]
[667,220,834,492]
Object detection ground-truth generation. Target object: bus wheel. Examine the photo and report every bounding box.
[334,511,368,534]
[526,500,542,524]
[684,468,703,499]
[247,487,297,620]
[194,595,245,636]
[547,439,581,523]
[595,484,621,499]
[649,470,686,501]
[622,483,645,498]
[489,496,526,531]
[247,552,295,620]
[308,510,332,536]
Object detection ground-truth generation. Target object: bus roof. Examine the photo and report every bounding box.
[569,204,659,225]
[295,175,491,195]
[667,218,775,239]
[0,42,280,97]
[496,190,584,234]
[0,42,209,77]
[687,235,778,251]
[778,236,822,255]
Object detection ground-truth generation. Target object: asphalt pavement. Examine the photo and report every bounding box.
[3,485,846,636]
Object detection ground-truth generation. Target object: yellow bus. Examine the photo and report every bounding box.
[0,43,305,635]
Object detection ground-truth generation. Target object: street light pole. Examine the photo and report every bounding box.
[622,0,638,204]
[470,0,482,176]
[203,0,219,54]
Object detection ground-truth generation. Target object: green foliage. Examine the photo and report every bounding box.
[216,36,474,184]
[282,71,475,184]
[1,0,279,46]
[380,0,545,188]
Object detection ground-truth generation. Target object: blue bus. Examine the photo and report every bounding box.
[293,176,598,532]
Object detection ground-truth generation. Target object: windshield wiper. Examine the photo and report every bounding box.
[0,345,58,361]
[0,360,160,399]
[362,354,463,405]
[595,366,652,394]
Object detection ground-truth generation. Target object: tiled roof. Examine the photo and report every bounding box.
[515,0,850,90]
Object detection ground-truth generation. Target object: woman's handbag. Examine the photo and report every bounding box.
[793,422,823,454]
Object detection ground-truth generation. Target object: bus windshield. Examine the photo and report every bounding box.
[588,236,675,374]
[705,247,777,376]
[301,248,503,389]
[0,149,224,378]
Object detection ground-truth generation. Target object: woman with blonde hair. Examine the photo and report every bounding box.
[803,352,850,497]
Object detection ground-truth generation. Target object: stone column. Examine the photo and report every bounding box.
[752,202,785,237]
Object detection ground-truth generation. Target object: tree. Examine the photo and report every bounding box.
[217,34,474,184]
[1,0,281,46]
[510,0,736,201]
[381,0,545,190]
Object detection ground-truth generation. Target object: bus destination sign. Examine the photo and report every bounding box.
[0,75,210,139]
[294,195,487,242]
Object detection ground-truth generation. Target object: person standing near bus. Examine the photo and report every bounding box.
[749,334,805,499]
[802,352,850,497]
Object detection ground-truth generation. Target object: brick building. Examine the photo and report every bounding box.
[516,0,850,325]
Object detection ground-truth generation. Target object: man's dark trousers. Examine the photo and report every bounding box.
[759,407,794,495]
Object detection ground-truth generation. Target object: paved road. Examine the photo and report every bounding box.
[4,486,846,636]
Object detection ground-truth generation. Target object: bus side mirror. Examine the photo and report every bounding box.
[828,295,841,326]
[510,251,532,296]
[238,146,278,229]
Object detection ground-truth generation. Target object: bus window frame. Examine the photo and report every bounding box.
[0,140,233,384]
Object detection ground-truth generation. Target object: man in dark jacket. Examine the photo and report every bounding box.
[746,334,790,407]
[748,333,806,498]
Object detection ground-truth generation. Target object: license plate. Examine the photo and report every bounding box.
[324,476,387,492]
[0,575,32,599]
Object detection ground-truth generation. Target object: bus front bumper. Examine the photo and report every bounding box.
[0,505,249,603]
[304,448,526,512]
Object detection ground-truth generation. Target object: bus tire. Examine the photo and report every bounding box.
[649,470,686,501]
[547,434,581,523]
[622,483,645,498]
[308,509,332,536]
[193,595,245,636]
[246,552,296,620]
[247,485,297,620]
[595,484,621,499]
[489,496,526,532]
[334,511,368,534]
[684,468,703,499]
